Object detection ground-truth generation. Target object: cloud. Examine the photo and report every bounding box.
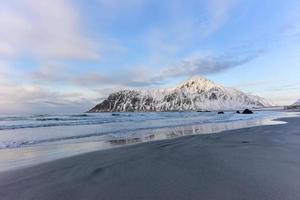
[142,0,238,58]
[95,0,145,17]
[30,62,72,84]
[0,0,98,60]
[261,92,300,106]
[0,83,94,114]
[0,62,11,81]
[0,62,95,114]
[3,0,287,114]
[27,47,262,90]
[31,66,164,88]
[201,0,238,36]
[159,49,263,80]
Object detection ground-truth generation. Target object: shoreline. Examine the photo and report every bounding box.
[1,116,300,199]
[0,111,293,172]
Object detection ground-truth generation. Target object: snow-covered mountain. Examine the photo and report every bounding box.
[88,76,274,112]
[292,99,300,106]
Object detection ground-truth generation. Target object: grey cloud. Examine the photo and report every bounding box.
[0,83,94,114]
[117,49,263,87]
[71,72,165,88]
[28,49,263,89]
[159,50,264,79]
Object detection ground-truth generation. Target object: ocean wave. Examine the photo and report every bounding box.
[0,113,276,149]
[0,112,286,151]
[0,120,112,130]
[69,114,91,117]
[0,113,167,130]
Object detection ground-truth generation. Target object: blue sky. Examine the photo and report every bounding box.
[0,0,300,114]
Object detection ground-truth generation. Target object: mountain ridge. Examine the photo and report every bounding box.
[293,99,300,106]
[88,76,274,112]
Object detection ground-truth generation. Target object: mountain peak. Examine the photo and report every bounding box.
[89,76,273,112]
[177,76,222,91]
[182,76,212,84]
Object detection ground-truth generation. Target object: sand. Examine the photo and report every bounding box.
[1,117,300,200]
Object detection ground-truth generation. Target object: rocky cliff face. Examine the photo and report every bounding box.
[88,76,274,112]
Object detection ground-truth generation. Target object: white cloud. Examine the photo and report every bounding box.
[96,0,145,15]
[0,62,95,114]
[0,62,11,81]
[202,0,238,36]
[0,82,94,114]
[27,48,261,89]
[159,49,262,79]
[141,0,239,66]
[6,0,292,113]
[0,0,98,60]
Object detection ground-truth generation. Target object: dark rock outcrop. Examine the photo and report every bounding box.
[242,109,253,114]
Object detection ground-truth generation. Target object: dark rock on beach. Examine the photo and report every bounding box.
[242,109,253,114]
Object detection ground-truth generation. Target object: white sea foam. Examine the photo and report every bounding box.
[0,111,295,172]
[0,111,289,149]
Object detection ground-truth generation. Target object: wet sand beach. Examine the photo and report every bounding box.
[1,117,300,200]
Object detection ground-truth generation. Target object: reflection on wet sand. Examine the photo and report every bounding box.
[107,117,285,146]
[109,137,143,145]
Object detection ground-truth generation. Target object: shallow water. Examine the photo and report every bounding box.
[0,111,294,172]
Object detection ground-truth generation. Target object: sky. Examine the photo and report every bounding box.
[0,0,300,114]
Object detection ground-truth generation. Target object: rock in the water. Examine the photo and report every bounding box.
[242,109,253,114]
[218,111,224,114]
[236,111,240,114]
[241,141,250,143]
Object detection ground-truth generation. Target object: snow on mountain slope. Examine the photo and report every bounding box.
[292,99,300,105]
[88,76,274,112]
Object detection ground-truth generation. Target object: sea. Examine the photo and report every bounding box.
[0,111,291,172]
